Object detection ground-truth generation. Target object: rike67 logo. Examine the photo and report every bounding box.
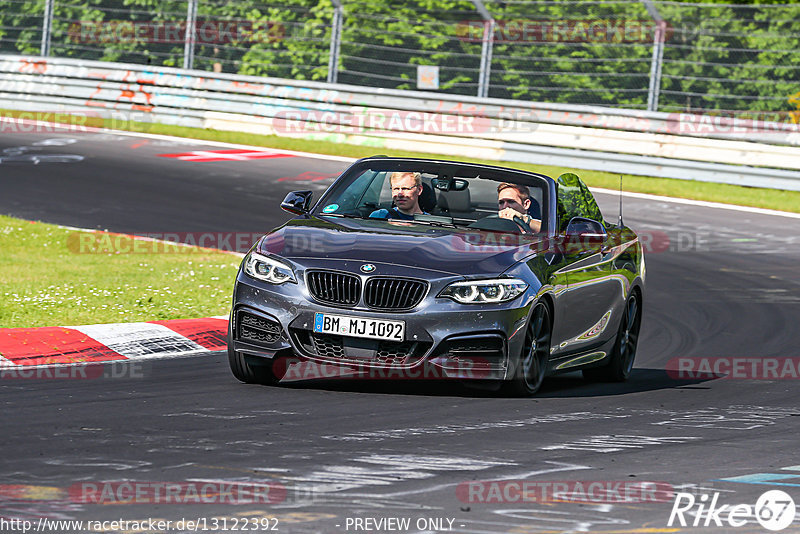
[668,490,796,531]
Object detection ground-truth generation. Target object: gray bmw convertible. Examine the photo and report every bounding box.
[228,157,644,396]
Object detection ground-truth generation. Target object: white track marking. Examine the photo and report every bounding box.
[592,187,800,219]
[6,118,354,162]
[541,435,701,453]
[323,412,630,441]
[354,461,592,500]
[12,117,800,218]
[72,323,207,359]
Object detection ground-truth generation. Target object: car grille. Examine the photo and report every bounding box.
[237,310,281,346]
[364,277,427,310]
[292,330,430,367]
[307,270,361,306]
[306,271,427,310]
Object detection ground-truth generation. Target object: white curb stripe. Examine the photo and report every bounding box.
[72,323,207,359]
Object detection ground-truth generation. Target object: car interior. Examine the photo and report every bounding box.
[334,171,543,233]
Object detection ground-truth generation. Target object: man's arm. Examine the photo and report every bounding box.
[499,208,541,233]
[369,208,390,219]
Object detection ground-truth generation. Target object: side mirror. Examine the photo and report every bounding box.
[281,191,313,215]
[565,217,606,237]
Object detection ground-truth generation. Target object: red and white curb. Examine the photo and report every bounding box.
[0,317,228,368]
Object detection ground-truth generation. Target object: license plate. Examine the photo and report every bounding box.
[313,313,405,342]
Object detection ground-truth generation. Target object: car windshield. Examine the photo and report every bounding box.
[313,160,549,234]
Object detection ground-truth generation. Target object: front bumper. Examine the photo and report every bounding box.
[230,272,535,381]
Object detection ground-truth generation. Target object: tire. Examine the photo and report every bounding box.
[227,320,280,385]
[583,292,642,382]
[503,301,552,396]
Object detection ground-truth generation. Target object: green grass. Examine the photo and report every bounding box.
[0,215,241,328]
[3,108,800,213]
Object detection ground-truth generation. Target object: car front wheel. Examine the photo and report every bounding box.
[503,301,552,397]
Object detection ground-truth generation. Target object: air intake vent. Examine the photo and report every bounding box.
[307,270,361,306]
[237,311,281,346]
[364,277,427,310]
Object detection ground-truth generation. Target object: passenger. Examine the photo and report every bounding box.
[369,171,427,220]
[497,182,541,233]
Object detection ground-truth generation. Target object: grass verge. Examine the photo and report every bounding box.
[0,215,241,328]
[3,108,799,213]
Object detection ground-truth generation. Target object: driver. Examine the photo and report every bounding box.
[497,182,541,233]
[369,172,427,220]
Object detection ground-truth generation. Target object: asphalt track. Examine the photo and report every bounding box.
[2,129,800,533]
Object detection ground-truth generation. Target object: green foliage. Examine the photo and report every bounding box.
[556,172,607,231]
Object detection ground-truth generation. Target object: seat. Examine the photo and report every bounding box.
[527,197,541,220]
[436,188,472,219]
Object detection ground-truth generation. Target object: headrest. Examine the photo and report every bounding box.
[437,188,472,213]
[419,182,437,212]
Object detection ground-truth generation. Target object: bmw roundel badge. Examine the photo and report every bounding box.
[360,264,376,273]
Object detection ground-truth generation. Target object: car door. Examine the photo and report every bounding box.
[549,174,623,362]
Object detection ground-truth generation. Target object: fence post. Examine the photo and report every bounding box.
[478,20,495,99]
[471,0,494,99]
[327,0,343,84]
[642,0,665,112]
[41,0,55,57]
[183,0,198,70]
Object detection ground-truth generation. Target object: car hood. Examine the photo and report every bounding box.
[257,217,545,276]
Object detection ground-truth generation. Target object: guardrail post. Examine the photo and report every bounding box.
[471,0,494,99]
[183,0,198,70]
[41,0,55,57]
[642,0,665,112]
[327,0,343,84]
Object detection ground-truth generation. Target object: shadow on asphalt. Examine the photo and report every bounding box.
[260,367,717,398]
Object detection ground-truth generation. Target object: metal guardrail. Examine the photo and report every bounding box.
[2,55,800,191]
[5,1,800,115]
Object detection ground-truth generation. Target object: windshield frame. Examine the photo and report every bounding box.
[312,157,555,235]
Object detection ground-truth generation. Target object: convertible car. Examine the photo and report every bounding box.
[227,157,644,395]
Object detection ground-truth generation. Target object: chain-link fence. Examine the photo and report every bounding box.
[2,0,799,119]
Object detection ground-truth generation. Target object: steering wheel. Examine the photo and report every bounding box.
[511,214,533,233]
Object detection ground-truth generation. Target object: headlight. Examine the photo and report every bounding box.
[439,278,527,304]
[243,252,296,284]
